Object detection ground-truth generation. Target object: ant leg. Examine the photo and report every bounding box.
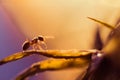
[32,44,38,51]
[33,44,43,50]
[37,45,43,50]
[38,41,47,50]
[42,41,47,50]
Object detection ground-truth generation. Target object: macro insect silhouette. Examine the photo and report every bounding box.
[22,35,48,51]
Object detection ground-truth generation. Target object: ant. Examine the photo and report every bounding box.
[22,35,53,51]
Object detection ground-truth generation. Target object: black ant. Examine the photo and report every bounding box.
[22,35,53,51]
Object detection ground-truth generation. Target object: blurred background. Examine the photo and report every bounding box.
[0,0,120,80]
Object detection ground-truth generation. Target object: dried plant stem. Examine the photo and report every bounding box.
[16,58,90,80]
[0,50,93,65]
[87,17,115,30]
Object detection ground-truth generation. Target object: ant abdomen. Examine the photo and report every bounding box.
[22,41,31,51]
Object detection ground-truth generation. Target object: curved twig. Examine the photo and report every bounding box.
[0,50,95,66]
[87,17,115,30]
[15,58,91,80]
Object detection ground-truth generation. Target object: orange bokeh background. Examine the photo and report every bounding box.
[1,0,120,49]
[0,0,120,80]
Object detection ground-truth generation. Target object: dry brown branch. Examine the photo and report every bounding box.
[87,17,115,30]
[0,50,94,65]
[15,58,91,80]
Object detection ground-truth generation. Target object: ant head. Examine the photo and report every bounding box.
[38,35,44,41]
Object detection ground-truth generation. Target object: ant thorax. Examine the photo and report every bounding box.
[30,36,46,50]
[30,38,38,45]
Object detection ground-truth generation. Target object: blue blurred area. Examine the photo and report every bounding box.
[0,7,43,80]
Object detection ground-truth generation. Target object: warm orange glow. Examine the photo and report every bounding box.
[1,0,120,80]
[2,0,120,49]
